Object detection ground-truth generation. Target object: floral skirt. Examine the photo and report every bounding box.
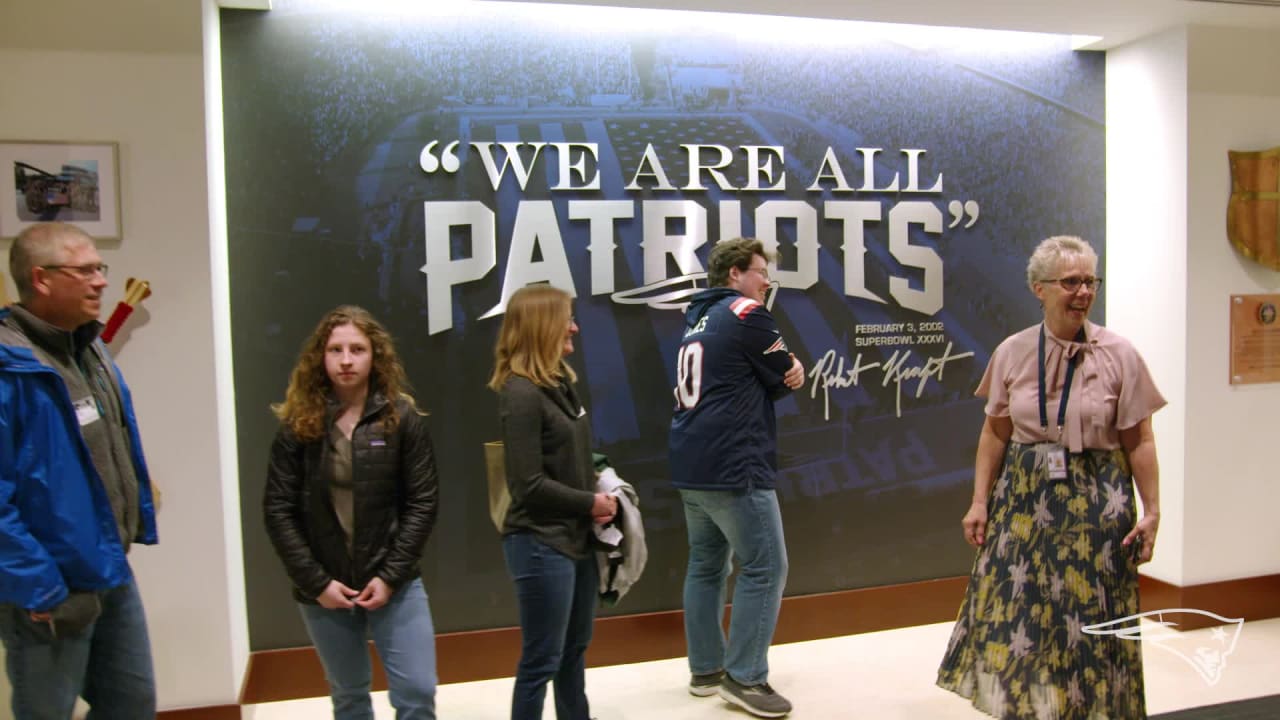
[937,442,1146,720]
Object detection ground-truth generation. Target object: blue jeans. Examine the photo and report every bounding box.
[502,532,598,720]
[680,488,788,686]
[299,577,437,720]
[0,577,155,720]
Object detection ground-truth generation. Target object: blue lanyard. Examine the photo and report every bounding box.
[1038,324,1086,437]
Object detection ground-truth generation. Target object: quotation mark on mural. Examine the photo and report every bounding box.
[947,200,980,229]
[419,141,462,174]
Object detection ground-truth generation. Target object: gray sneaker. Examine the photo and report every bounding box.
[718,675,792,717]
[689,670,724,697]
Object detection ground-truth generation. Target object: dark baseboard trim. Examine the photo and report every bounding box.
[226,572,1280,706]
[156,705,240,719]
[1139,572,1280,630]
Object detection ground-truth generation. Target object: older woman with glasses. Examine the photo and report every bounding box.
[937,235,1165,719]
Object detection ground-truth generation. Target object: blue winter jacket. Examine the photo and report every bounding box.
[0,311,158,612]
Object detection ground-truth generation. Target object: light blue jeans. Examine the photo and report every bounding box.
[0,578,155,720]
[299,577,437,720]
[680,487,788,686]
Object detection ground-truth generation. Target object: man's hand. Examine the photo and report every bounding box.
[316,580,359,610]
[783,353,804,390]
[354,577,393,611]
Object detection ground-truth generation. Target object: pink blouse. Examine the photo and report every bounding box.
[976,321,1167,452]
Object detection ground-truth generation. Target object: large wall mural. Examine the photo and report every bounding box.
[222,1,1105,650]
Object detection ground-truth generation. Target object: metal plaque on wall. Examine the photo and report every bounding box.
[1230,293,1280,384]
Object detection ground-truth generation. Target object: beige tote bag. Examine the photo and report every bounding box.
[484,441,510,532]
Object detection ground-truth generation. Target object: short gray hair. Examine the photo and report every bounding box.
[1026,235,1098,289]
[9,222,95,303]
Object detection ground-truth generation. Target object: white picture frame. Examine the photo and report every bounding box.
[0,140,122,240]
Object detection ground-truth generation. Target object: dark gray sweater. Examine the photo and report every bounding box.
[498,375,596,559]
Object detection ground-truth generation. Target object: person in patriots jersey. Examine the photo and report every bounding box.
[669,238,805,718]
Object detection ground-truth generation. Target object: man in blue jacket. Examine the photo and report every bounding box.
[669,238,804,718]
[0,222,159,719]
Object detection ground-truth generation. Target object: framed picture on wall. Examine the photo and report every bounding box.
[0,140,122,240]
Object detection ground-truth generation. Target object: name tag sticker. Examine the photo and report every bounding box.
[73,397,100,427]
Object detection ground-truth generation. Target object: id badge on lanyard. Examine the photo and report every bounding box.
[1039,325,1084,482]
[1046,445,1068,481]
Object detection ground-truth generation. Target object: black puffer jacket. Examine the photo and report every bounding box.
[264,394,439,603]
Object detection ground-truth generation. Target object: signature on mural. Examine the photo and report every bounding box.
[807,343,974,420]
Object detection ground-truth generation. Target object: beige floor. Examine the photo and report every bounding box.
[243,617,1280,719]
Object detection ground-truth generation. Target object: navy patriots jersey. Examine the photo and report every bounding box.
[669,288,794,491]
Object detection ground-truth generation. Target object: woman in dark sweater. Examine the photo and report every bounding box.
[264,305,439,720]
[488,285,616,720]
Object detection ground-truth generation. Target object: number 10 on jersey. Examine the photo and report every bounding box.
[675,342,704,410]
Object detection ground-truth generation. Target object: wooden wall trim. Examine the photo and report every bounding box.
[156,705,240,719]
[1139,573,1280,631]
[231,572,1280,706]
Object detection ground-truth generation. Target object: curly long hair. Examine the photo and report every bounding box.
[488,284,576,390]
[272,305,412,441]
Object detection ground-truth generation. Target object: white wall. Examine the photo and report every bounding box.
[1106,24,1280,588]
[0,0,248,710]
[203,0,253,699]
[1183,25,1280,585]
[1105,27,1190,586]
